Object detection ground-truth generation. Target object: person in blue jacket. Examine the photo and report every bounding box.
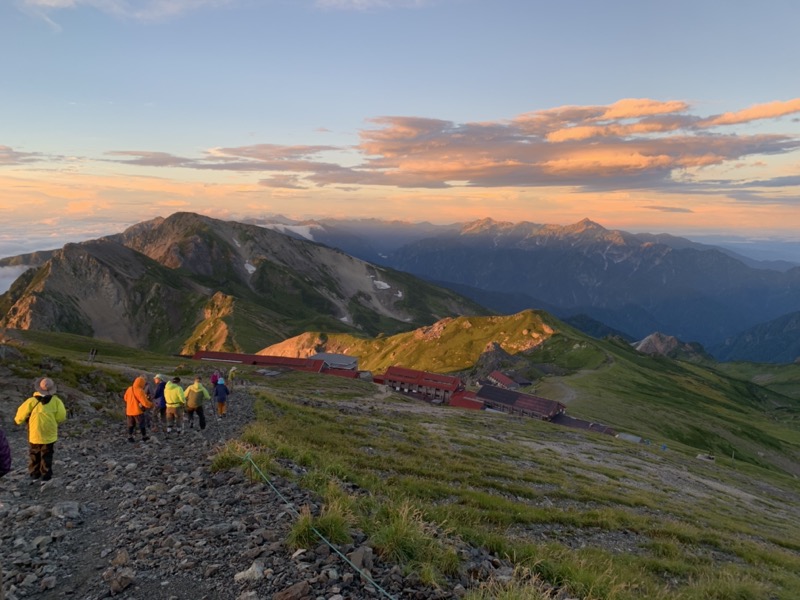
[213,377,230,418]
[152,374,167,432]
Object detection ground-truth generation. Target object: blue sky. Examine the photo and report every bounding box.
[1,0,799,258]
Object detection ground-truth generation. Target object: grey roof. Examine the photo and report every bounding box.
[310,353,359,370]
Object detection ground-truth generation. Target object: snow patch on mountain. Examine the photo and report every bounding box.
[263,224,317,241]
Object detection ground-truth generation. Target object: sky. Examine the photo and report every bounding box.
[2,0,800,259]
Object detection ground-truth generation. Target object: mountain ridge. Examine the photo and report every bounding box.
[4,213,800,363]
[0,213,487,353]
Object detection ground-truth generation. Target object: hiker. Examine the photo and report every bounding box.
[123,375,153,442]
[14,377,67,482]
[140,373,155,433]
[152,374,167,432]
[184,375,211,430]
[210,370,220,387]
[0,424,9,600]
[213,377,230,418]
[164,376,186,433]
[0,424,11,478]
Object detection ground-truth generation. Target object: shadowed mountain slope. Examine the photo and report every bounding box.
[0,213,487,353]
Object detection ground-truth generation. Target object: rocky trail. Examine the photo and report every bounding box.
[0,385,488,600]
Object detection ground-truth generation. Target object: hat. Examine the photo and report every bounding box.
[36,377,57,395]
[172,376,181,383]
[154,374,165,381]
[217,377,225,384]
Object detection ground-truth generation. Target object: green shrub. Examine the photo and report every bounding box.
[286,500,353,549]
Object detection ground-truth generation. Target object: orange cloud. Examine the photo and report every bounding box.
[600,98,689,120]
[705,98,800,126]
[546,119,685,142]
[4,96,799,238]
[541,149,674,175]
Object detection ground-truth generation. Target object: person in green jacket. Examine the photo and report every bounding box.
[15,377,67,481]
[184,375,211,430]
[164,376,186,434]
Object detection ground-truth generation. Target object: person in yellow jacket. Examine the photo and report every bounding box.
[15,377,67,481]
[184,375,211,431]
[123,375,153,443]
[164,376,186,434]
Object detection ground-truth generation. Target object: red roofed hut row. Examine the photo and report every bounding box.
[379,367,566,421]
[192,350,364,379]
[192,352,566,422]
[192,351,326,372]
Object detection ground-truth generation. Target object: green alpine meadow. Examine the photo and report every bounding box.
[4,306,799,599]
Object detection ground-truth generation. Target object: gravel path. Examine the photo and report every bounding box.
[0,386,469,600]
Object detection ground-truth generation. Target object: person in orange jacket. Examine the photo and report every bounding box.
[123,375,153,443]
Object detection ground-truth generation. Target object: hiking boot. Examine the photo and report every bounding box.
[142,436,150,442]
[128,436,135,443]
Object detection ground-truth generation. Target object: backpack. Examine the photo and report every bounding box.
[186,387,204,409]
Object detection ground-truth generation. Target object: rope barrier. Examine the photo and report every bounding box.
[240,452,397,600]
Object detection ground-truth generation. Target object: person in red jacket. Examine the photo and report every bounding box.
[123,376,153,443]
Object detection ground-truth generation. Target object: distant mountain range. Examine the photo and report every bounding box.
[0,213,486,354]
[249,216,800,363]
[2,213,799,363]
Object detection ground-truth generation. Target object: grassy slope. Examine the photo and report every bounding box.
[264,311,800,478]
[263,310,560,373]
[234,371,800,600]
[8,330,800,599]
[529,336,800,478]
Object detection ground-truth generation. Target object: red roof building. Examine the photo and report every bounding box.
[487,370,520,390]
[192,351,324,373]
[324,368,361,379]
[382,366,464,403]
[448,390,485,410]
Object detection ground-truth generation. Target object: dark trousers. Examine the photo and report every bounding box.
[187,406,206,430]
[127,415,146,437]
[28,442,55,480]
[152,405,166,430]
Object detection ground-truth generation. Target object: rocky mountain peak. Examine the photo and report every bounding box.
[634,332,709,361]
[460,217,514,235]
[566,217,606,234]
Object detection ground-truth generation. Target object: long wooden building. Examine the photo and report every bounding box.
[382,366,464,403]
[476,385,565,420]
[192,351,325,373]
